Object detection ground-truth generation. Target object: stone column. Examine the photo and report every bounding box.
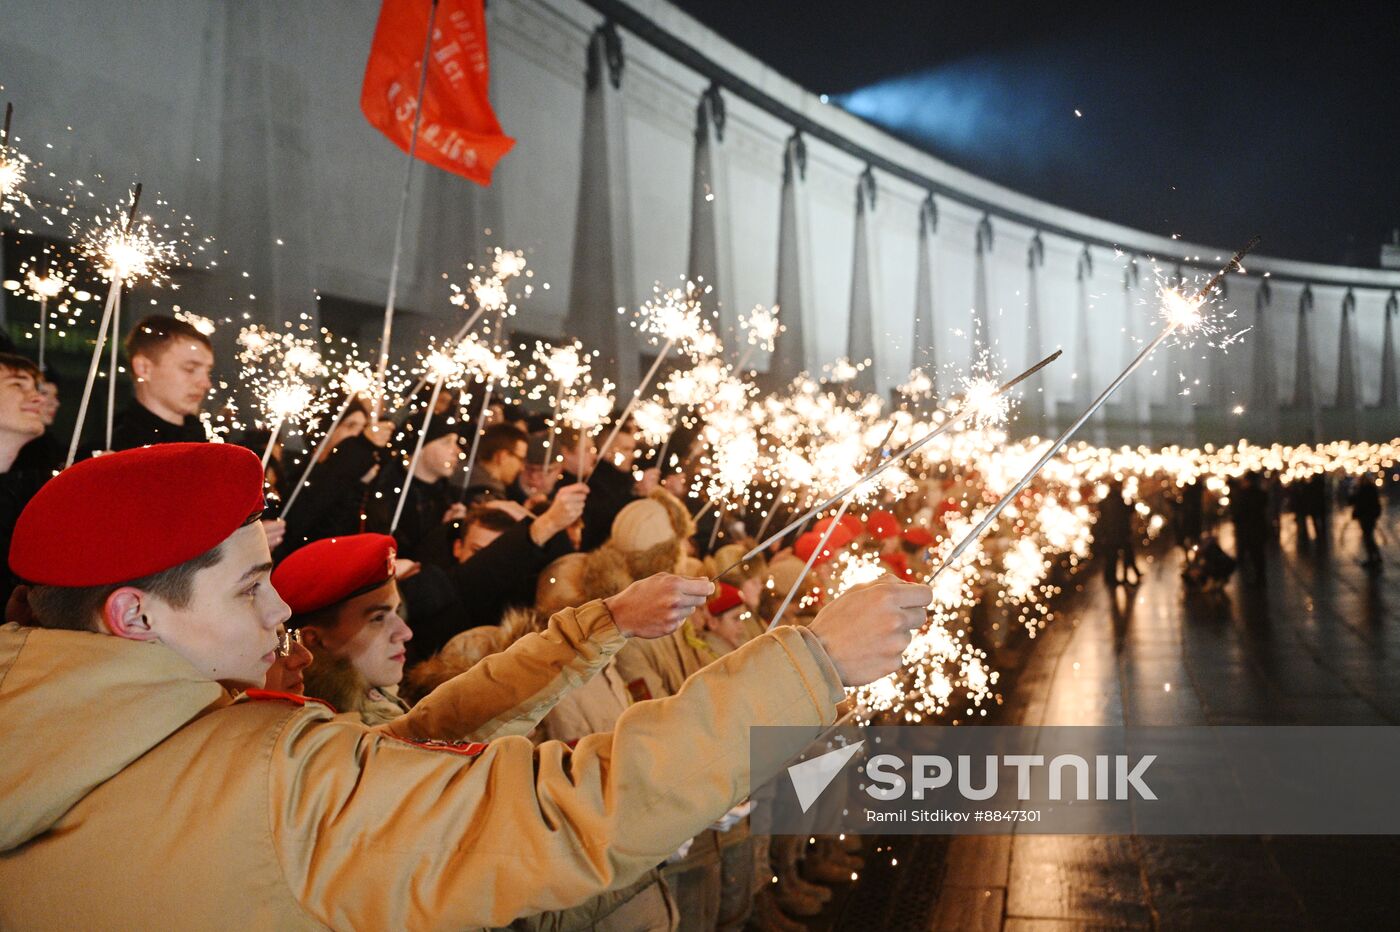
[1020,232,1046,430]
[845,167,878,396]
[563,22,638,394]
[1380,291,1398,408]
[765,131,809,390]
[971,213,993,368]
[686,82,734,349]
[910,193,939,395]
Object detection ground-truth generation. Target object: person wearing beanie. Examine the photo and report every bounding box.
[0,442,931,929]
[0,354,50,608]
[370,416,466,563]
[280,411,397,554]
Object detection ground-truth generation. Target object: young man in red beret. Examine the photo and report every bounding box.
[272,533,416,725]
[0,442,932,929]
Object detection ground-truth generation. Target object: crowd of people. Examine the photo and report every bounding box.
[0,315,948,929]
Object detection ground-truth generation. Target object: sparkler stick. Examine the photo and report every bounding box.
[589,338,676,480]
[106,184,143,450]
[261,419,285,469]
[280,393,357,520]
[457,376,496,496]
[712,350,1062,581]
[373,0,441,416]
[38,296,48,368]
[923,238,1258,595]
[1,103,10,150]
[66,184,144,466]
[391,378,445,533]
[405,305,487,400]
[707,504,726,550]
[766,498,852,631]
[753,482,789,540]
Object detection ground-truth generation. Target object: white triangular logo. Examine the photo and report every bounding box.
[787,740,865,813]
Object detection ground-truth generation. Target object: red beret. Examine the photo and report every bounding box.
[903,527,935,548]
[794,530,846,565]
[866,510,899,540]
[707,582,744,615]
[10,443,265,587]
[272,533,398,616]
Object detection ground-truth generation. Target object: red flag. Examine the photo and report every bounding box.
[361,0,515,185]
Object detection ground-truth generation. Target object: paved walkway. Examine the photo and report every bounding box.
[924,506,1400,931]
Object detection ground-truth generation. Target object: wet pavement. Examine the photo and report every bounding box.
[924,507,1400,930]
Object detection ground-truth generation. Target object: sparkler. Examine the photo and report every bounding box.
[535,340,590,469]
[766,498,852,630]
[561,383,616,478]
[237,326,331,472]
[712,350,1062,581]
[24,268,67,369]
[373,0,442,414]
[593,285,711,477]
[66,184,165,466]
[279,362,376,520]
[735,304,781,371]
[0,103,32,217]
[391,347,463,533]
[922,238,1258,596]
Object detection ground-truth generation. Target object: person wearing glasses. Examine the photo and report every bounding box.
[461,422,531,506]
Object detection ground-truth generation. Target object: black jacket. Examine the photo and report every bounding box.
[401,520,575,664]
[281,435,389,556]
[110,402,206,451]
[564,461,638,552]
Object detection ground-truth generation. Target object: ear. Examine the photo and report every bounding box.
[129,353,154,384]
[299,626,326,649]
[102,588,158,641]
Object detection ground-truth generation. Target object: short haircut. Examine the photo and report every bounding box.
[27,542,226,632]
[124,314,214,363]
[458,506,519,542]
[477,423,528,464]
[0,352,41,383]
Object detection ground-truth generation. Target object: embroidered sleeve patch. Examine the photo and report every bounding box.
[385,734,489,756]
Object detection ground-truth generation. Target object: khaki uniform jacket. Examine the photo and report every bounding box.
[0,601,844,930]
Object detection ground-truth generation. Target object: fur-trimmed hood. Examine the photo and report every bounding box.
[301,645,408,726]
[400,607,541,704]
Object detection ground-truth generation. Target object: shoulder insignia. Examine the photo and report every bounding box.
[242,688,336,712]
[385,735,488,756]
[626,677,652,703]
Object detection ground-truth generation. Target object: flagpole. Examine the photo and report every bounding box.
[373,0,441,417]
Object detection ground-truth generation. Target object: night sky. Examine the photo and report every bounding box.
[670,0,1400,267]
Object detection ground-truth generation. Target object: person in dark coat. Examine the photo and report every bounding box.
[1350,475,1383,567]
[0,353,51,606]
[1176,479,1204,554]
[399,483,587,664]
[559,422,657,552]
[1097,479,1139,586]
[281,414,395,555]
[109,315,212,451]
[369,418,465,564]
[461,423,529,506]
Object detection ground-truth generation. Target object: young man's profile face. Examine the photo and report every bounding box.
[453,522,504,563]
[0,368,45,440]
[488,440,528,485]
[135,522,290,687]
[307,580,411,689]
[37,380,59,427]
[133,339,214,418]
[419,433,461,481]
